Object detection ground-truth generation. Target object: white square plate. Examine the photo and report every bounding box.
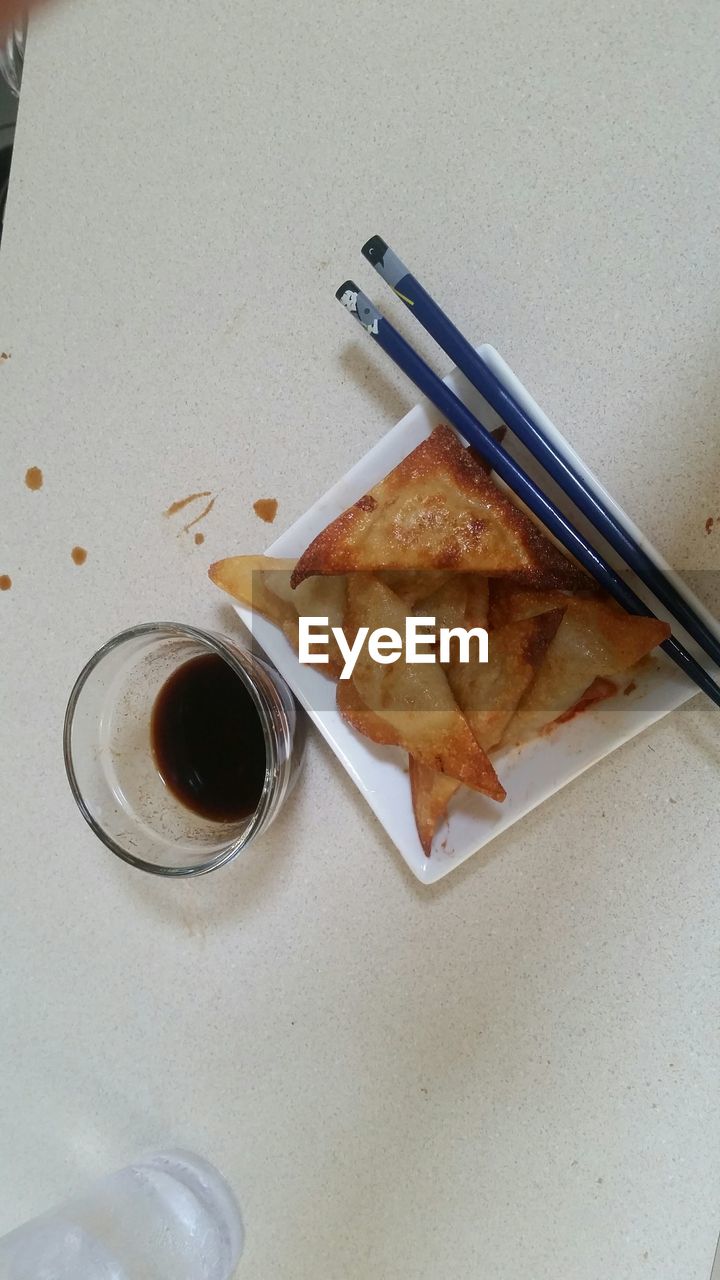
[234,346,716,883]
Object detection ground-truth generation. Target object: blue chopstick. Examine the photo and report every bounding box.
[361,235,720,673]
[335,280,720,710]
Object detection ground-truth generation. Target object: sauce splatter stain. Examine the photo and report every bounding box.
[0,574,12,591]
[183,495,215,534]
[71,546,87,565]
[194,532,205,545]
[253,498,278,524]
[25,466,43,490]
[705,516,714,535]
[164,491,212,518]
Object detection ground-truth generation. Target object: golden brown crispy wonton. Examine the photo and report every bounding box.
[341,575,505,799]
[411,608,564,851]
[209,555,347,677]
[409,758,460,857]
[447,609,566,753]
[492,586,671,745]
[291,426,587,590]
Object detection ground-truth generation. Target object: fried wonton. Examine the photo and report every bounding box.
[447,609,566,752]
[411,608,563,853]
[464,574,490,630]
[376,570,454,605]
[339,681,462,855]
[415,575,469,635]
[209,555,347,677]
[341,575,505,799]
[336,676,401,746]
[209,555,297,632]
[497,590,671,746]
[409,758,460,857]
[489,582,589,629]
[291,426,587,590]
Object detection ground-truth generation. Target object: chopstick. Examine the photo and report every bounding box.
[361,235,720,674]
[335,280,720,710]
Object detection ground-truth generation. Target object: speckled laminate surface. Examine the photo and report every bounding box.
[1,1,719,1276]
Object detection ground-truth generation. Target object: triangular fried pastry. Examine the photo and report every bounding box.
[336,682,461,855]
[497,591,671,745]
[209,555,297,634]
[209,555,347,677]
[409,758,460,857]
[447,609,566,752]
[341,575,505,799]
[291,426,586,590]
[412,608,562,854]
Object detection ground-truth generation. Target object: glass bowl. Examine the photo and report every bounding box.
[63,623,305,876]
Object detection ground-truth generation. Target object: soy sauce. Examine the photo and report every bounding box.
[151,654,266,822]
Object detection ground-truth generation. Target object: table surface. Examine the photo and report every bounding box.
[1,2,719,1276]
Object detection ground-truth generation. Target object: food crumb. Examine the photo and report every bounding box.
[71,546,87,565]
[25,466,43,490]
[705,516,714,535]
[0,352,10,361]
[253,497,278,524]
[0,574,12,590]
[194,532,205,545]
[624,680,637,696]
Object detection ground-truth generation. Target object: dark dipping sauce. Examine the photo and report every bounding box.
[151,654,266,823]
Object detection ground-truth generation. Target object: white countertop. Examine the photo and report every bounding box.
[1,1,719,1275]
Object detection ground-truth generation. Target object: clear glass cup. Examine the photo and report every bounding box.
[0,1149,243,1280]
[64,622,305,876]
[0,19,25,97]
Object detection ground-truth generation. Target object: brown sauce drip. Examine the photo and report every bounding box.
[253,498,278,524]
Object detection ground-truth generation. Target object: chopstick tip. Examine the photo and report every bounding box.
[361,235,388,266]
[336,280,360,304]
